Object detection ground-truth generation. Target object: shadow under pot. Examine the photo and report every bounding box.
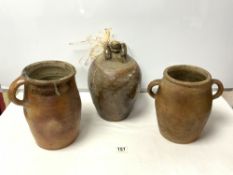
[88,41,141,121]
[147,65,224,144]
[8,61,81,150]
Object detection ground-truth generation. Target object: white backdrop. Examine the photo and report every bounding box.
[0,0,233,89]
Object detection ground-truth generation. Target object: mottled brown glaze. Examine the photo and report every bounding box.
[147,65,224,143]
[88,41,141,121]
[8,61,81,150]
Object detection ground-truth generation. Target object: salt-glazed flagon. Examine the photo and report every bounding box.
[8,61,81,150]
[88,41,141,121]
[147,65,224,143]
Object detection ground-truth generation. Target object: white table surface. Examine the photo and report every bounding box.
[0,92,233,175]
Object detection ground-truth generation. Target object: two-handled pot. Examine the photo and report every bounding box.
[147,65,224,143]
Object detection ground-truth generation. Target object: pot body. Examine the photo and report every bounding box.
[9,61,81,149]
[88,42,141,121]
[147,65,223,143]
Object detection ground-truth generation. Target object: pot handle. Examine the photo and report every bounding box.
[8,76,26,106]
[211,79,224,100]
[147,79,161,99]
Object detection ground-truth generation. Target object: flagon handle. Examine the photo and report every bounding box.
[8,76,26,106]
[104,41,127,63]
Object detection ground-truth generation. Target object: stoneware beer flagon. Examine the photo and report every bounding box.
[8,61,81,150]
[88,40,141,121]
[147,65,224,143]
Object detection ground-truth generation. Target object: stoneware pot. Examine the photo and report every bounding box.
[88,41,141,121]
[147,65,224,143]
[8,61,81,150]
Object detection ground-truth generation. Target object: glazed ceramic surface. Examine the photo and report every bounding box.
[8,61,81,150]
[88,41,141,121]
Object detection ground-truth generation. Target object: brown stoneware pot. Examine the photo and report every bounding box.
[147,65,224,143]
[8,61,81,150]
[88,41,141,121]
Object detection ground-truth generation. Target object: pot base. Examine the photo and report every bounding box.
[36,132,79,150]
[159,130,199,144]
